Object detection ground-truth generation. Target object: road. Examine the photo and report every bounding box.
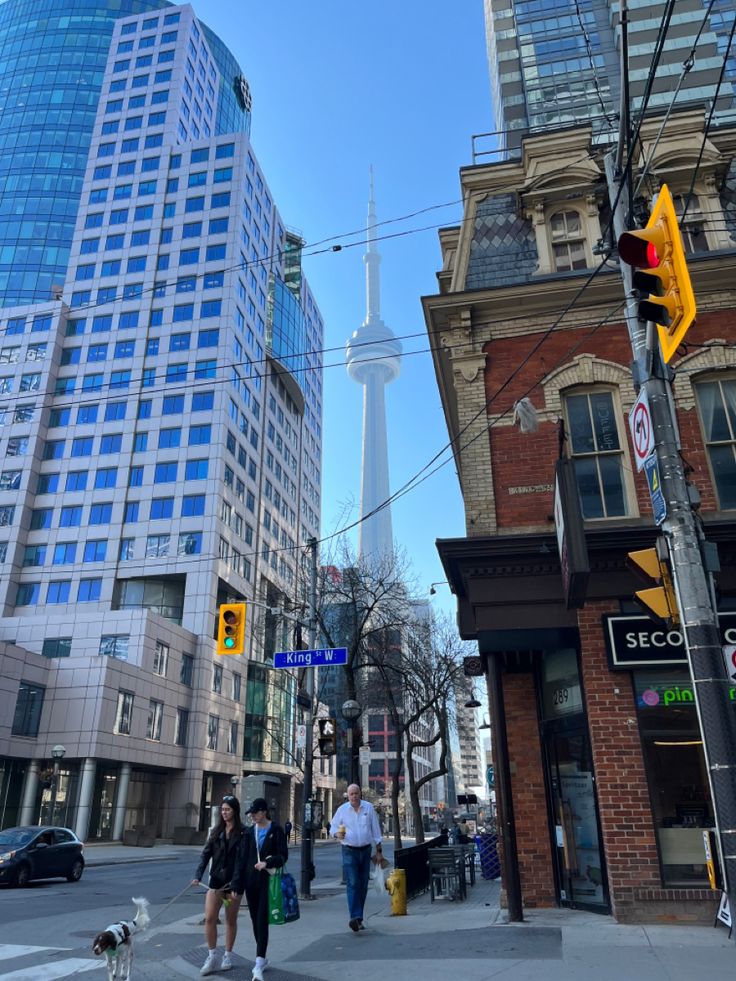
[0,841,373,980]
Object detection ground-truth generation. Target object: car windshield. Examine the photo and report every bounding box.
[0,828,36,847]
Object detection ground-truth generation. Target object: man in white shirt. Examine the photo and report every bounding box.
[330,784,383,931]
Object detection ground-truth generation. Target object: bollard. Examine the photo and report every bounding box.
[385,867,407,916]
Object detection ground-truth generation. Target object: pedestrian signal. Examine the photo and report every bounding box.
[617,183,696,363]
[627,543,679,625]
[217,603,246,655]
[317,718,336,756]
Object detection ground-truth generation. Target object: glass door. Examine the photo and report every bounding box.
[548,728,608,910]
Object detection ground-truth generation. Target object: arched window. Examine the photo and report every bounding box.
[549,210,587,271]
[563,387,630,518]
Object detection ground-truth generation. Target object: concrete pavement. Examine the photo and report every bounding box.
[76,842,735,980]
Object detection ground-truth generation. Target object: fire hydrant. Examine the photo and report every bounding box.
[385,867,407,916]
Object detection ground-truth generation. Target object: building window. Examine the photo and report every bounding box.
[146,699,163,741]
[100,635,129,660]
[207,714,219,750]
[564,389,629,519]
[42,638,72,659]
[550,210,587,271]
[12,682,45,736]
[175,707,189,746]
[213,663,223,694]
[180,653,194,686]
[232,672,241,702]
[152,641,169,677]
[114,690,134,735]
[696,377,736,509]
[228,720,239,754]
[672,193,710,255]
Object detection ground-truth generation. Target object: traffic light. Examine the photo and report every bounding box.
[617,183,696,364]
[627,541,679,625]
[217,603,246,655]
[317,718,336,756]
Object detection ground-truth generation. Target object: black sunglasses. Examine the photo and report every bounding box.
[222,795,237,804]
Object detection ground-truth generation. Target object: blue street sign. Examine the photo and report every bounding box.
[644,454,666,526]
[273,647,348,668]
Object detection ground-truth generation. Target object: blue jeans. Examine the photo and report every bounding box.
[342,844,372,920]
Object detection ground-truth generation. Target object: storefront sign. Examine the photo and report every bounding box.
[717,891,731,928]
[603,612,736,670]
[554,458,589,609]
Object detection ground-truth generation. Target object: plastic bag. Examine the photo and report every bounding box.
[373,862,387,897]
[267,870,285,925]
[513,397,539,433]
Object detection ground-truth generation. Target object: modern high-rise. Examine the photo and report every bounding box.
[483,0,736,150]
[346,174,402,561]
[0,3,324,840]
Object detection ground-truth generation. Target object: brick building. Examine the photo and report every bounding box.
[424,112,736,922]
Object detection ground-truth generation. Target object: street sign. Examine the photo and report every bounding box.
[723,645,736,683]
[487,764,495,789]
[359,745,371,765]
[644,454,666,525]
[296,724,307,750]
[629,390,654,471]
[273,647,348,668]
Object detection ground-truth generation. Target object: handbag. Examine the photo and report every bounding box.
[280,867,300,922]
[256,826,285,926]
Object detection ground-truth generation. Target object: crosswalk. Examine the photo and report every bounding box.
[0,944,99,980]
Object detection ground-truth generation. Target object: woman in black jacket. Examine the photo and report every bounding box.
[230,797,288,981]
[192,795,245,976]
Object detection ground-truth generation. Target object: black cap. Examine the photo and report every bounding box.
[246,797,268,815]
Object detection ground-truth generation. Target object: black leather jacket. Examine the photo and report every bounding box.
[230,823,288,894]
[195,826,244,886]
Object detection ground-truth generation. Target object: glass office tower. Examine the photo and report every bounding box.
[483,0,735,150]
[0,4,325,838]
[0,0,250,308]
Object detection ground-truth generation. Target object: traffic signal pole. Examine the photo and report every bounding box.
[605,151,736,915]
[299,536,318,900]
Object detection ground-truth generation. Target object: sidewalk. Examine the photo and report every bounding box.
[81,844,735,979]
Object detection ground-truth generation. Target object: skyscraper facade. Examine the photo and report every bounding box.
[0,3,324,839]
[483,0,735,150]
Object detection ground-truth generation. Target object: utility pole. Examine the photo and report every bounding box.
[299,536,318,899]
[605,108,736,912]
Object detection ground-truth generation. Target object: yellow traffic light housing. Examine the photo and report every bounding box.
[217,603,246,655]
[627,544,679,625]
[618,183,696,363]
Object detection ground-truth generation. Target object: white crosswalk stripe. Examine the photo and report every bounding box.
[0,943,69,961]
[0,958,99,980]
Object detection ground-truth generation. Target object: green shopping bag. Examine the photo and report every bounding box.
[267,870,285,925]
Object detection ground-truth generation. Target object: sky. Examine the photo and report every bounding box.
[195,1,493,614]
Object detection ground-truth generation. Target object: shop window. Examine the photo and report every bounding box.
[563,388,630,519]
[695,377,736,509]
[549,210,587,271]
[634,670,713,887]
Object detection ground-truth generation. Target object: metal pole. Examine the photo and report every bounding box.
[605,150,736,913]
[49,761,59,825]
[299,536,318,899]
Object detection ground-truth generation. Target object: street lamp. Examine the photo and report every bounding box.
[49,745,66,825]
[429,581,449,595]
[341,699,362,786]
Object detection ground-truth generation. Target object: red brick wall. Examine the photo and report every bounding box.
[577,602,662,920]
[504,672,557,907]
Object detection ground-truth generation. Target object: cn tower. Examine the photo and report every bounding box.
[346,171,402,561]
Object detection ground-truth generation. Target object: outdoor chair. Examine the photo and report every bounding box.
[428,848,466,901]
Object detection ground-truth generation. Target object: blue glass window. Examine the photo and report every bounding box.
[211,192,230,208]
[77,405,98,424]
[65,470,88,491]
[106,234,124,251]
[173,304,194,322]
[183,221,202,238]
[163,395,185,414]
[124,502,140,523]
[192,391,214,411]
[78,579,102,602]
[182,495,205,517]
[47,581,71,604]
[170,333,190,352]
[185,458,208,479]
[90,503,113,524]
[205,244,225,262]
[131,230,150,247]
[94,467,117,489]
[209,217,228,234]
[216,143,235,159]
[180,248,199,264]
[150,498,173,519]
[104,401,126,421]
[189,424,211,445]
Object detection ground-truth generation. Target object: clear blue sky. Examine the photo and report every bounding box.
[197,1,492,611]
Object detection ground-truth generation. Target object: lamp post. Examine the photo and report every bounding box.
[49,744,66,825]
[341,699,362,786]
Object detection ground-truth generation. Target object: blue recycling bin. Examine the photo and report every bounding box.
[476,833,501,880]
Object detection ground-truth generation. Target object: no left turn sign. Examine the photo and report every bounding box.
[629,391,654,471]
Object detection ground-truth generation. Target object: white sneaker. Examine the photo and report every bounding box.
[252,965,265,981]
[221,951,233,971]
[200,951,218,976]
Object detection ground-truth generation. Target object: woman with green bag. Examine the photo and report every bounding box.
[230,797,288,981]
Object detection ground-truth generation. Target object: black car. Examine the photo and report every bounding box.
[0,826,85,887]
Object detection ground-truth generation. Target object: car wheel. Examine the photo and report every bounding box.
[13,863,31,887]
[66,859,84,883]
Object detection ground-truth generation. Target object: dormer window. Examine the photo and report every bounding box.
[550,210,587,271]
[672,193,710,254]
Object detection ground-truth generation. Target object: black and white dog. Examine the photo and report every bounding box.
[92,896,150,981]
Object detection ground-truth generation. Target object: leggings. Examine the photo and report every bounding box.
[244,878,269,958]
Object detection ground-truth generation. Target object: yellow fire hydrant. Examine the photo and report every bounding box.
[385,867,407,916]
